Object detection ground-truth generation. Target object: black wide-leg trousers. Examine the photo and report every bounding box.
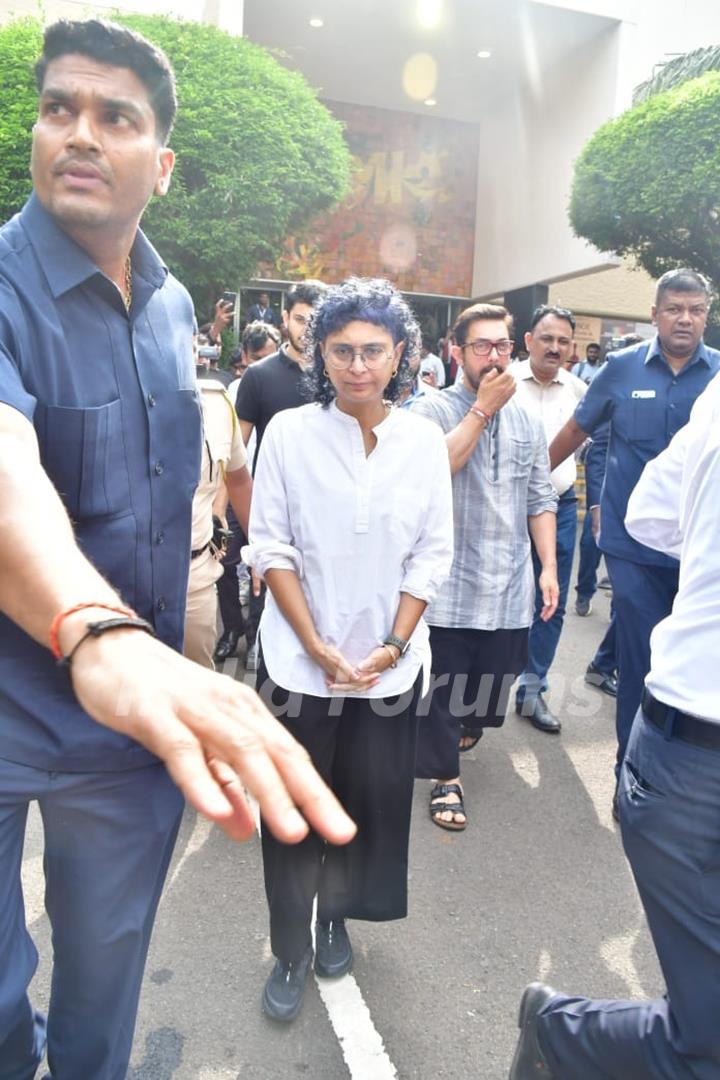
[257,657,422,963]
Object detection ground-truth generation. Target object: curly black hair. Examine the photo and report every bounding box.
[303,278,420,406]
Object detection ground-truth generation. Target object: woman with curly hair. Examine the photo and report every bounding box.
[243,277,453,1022]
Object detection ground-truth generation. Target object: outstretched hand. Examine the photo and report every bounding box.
[69,630,357,846]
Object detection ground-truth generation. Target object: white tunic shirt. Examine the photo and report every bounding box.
[625,372,720,723]
[243,401,454,697]
[511,360,587,495]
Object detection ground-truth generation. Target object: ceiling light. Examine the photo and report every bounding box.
[418,0,443,30]
[424,98,437,106]
[309,17,324,28]
[477,49,492,59]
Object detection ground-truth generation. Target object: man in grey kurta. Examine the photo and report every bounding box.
[412,303,558,830]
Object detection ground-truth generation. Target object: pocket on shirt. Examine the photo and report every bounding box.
[630,398,663,443]
[37,398,132,521]
[507,437,533,476]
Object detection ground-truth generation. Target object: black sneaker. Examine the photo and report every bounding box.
[575,597,592,617]
[315,919,353,978]
[262,946,313,1022]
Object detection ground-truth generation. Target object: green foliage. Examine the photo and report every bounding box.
[570,71,720,294]
[634,45,720,104]
[0,14,351,318]
[0,18,43,216]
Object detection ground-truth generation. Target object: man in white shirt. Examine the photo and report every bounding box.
[509,372,720,1079]
[420,344,446,387]
[511,306,586,732]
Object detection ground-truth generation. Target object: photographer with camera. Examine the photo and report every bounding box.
[185,338,252,667]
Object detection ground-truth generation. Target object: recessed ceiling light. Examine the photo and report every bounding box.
[418,0,443,29]
[424,98,437,106]
[477,49,492,59]
[309,17,324,28]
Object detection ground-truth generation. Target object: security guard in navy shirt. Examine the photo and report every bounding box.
[549,268,720,808]
[0,20,354,1079]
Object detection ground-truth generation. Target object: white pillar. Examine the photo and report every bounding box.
[201,0,244,36]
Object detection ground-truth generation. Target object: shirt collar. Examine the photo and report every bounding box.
[513,357,565,385]
[644,333,711,370]
[329,398,396,439]
[20,191,167,299]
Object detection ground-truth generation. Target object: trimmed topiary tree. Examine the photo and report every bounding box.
[570,70,720,297]
[0,14,351,317]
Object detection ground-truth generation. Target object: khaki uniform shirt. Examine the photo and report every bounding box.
[189,378,247,591]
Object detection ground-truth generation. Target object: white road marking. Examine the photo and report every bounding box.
[315,973,398,1080]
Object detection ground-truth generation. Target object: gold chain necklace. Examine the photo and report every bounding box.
[122,256,132,311]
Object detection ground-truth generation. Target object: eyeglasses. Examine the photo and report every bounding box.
[461,338,514,357]
[325,343,395,370]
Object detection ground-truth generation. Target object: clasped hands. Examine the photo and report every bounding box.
[312,641,399,693]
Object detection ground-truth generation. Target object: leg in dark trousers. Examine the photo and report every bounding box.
[216,516,246,638]
[605,555,679,776]
[415,626,529,781]
[575,509,602,605]
[538,710,720,1078]
[258,659,421,962]
[0,757,183,1080]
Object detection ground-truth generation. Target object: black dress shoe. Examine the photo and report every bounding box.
[509,983,558,1078]
[585,663,618,697]
[262,946,313,1022]
[315,919,353,978]
[575,597,592,616]
[516,693,561,733]
[214,629,241,661]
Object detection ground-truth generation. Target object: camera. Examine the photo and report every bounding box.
[198,345,221,361]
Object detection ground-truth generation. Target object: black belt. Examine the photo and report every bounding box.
[191,540,210,560]
[642,688,720,750]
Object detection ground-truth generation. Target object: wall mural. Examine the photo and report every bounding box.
[264,101,480,297]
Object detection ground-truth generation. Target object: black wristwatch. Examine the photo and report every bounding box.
[383,634,410,659]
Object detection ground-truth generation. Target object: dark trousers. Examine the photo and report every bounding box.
[0,758,183,1080]
[592,605,617,676]
[258,659,422,963]
[576,509,602,603]
[216,521,246,638]
[539,707,720,1078]
[415,626,529,780]
[517,491,577,699]
[605,554,679,775]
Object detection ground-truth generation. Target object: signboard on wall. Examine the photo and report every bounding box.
[260,102,480,297]
[572,314,603,360]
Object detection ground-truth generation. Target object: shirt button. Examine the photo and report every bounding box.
[148,393,156,407]
[669,403,676,410]
[155,530,165,545]
[154,461,164,475]
[156,597,167,612]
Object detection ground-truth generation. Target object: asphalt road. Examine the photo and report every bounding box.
[22,572,662,1079]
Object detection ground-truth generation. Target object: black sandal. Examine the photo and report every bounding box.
[458,727,482,753]
[429,782,466,831]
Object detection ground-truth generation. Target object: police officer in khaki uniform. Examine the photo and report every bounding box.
[185,358,252,667]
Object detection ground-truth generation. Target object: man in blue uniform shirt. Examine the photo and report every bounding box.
[548,269,720,810]
[510,371,720,1080]
[0,20,354,1079]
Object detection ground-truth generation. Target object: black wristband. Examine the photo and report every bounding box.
[57,616,156,669]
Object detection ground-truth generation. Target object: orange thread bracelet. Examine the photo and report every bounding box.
[49,602,137,661]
